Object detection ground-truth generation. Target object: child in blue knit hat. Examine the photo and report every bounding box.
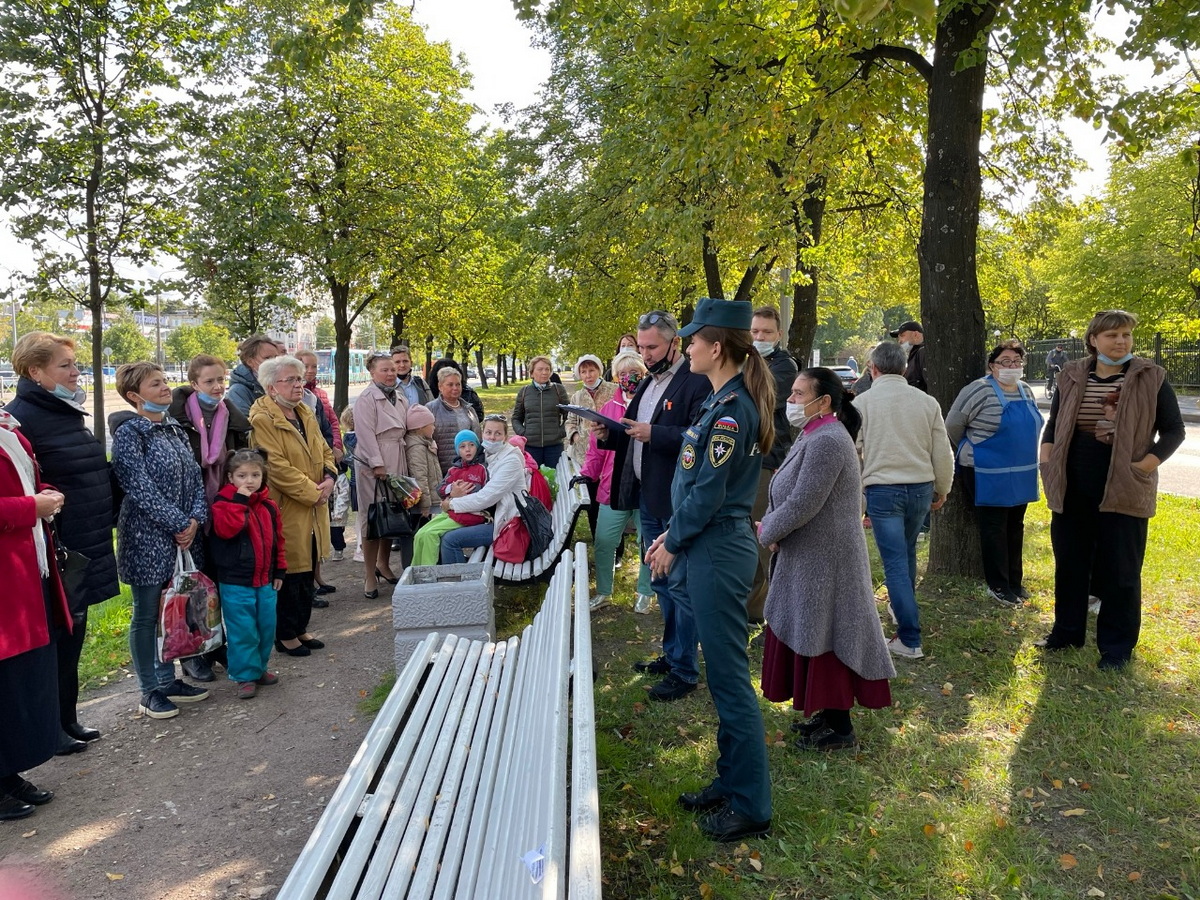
[411,429,488,566]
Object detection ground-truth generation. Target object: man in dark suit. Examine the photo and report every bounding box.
[596,310,711,701]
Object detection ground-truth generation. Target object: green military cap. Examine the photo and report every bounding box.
[678,297,753,337]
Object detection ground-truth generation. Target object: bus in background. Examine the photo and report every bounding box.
[315,348,371,385]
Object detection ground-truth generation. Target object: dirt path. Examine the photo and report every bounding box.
[0,551,394,900]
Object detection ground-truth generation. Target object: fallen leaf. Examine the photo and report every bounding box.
[669,863,684,877]
[105,873,124,881]
[1086,889,1105,898]
[923,823,936,836]
[1127,872,1141,882]
[20,830,35,839]
[1019,787,1035,799]
[699,884,713,898]
[964,840,975,852]
[1052,779,1063,789]
[941,682,954,695]
[632,702,645,713]
[1060,853,1078,870]
[1061,808,1087,817]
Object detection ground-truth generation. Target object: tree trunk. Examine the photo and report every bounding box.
[86,115,107,445]
[475,347,488,389]
[922,1,996,578]
[701,221,724,299]
[424,334,434,375]
[330,277,353,411]
[787,179,825,362]
[391,306,406,349]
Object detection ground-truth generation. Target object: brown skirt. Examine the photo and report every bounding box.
[761,625,892,716]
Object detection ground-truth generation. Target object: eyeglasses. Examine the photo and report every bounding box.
[638,311,677,330]
[483,413,507,422]
[992,358,1024,368]
[275,376,304,385]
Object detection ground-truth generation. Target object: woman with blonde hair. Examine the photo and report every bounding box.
[512,355,569,468]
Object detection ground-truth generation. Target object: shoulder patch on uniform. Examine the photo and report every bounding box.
[684,428,700,441]
[717,391,738,404]
[713,416,738,433]
[681,443,696,469]
[708,434,736,467]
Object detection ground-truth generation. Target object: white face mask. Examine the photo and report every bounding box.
[786,398,818,428]
[583,377,601,390]
[995,368,1022,385]
[752,340,776,356]
[900,341,913,353]
[482,439,505,454]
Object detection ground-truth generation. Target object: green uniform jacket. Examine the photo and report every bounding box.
[665,372,762,554]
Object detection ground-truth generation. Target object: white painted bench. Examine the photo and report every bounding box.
[277,543,601,900]
[466,453,590,585]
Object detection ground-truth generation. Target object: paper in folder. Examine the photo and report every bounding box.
[558,404,628,433]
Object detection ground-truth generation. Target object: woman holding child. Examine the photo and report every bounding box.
[249,356,335,655]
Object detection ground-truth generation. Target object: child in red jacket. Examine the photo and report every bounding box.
[411,430,488,566]
[210,450,287,699]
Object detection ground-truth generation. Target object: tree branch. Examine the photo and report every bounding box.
[850,45,933,87]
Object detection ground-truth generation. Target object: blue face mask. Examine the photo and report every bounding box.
[52,383,77,401]
[138,395,171,414]
[1097,352,1133,366]
[196,391,221,408]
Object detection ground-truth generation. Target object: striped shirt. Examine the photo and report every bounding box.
[1075,372,1125,437]
[944,377,1032,467]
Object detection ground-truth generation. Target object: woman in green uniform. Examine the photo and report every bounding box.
[646,297,776,842]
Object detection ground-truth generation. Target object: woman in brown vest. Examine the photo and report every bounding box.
[1037,310,1185,670]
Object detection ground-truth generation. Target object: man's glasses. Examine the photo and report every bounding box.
[483,413,507,422]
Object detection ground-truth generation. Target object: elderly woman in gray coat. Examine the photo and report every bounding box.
[759,367,895,752]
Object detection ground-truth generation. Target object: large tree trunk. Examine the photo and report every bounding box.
[475,347,488,389]
[425,334,434,375]
[787,178,825,363]
[330,278,353,411]
[922,1,996,578]
[701,221,724,299]
[391,306,406,348]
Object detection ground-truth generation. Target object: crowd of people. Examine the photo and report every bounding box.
[0,307,1186,839]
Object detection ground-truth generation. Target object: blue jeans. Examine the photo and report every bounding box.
[129,582,177,695]
[527,443,562,469]
[865,482,933,649]
[440,522,495,564]
[220,583,277,683]
[640,509,699,683]
[594,504,651,596]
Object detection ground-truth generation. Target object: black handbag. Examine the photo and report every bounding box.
[515,491,554,561]
[50,521,90,602]
[366,480,413,541]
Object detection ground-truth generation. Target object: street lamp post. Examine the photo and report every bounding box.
[155,286,163,367]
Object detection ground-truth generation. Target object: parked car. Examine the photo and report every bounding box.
[830,365,857,388]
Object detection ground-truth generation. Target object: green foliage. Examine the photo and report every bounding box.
[103,318,155,364]
[314,316,337,348]
[164,322,239,365]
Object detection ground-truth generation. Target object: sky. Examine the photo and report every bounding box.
[0,1,1156,285]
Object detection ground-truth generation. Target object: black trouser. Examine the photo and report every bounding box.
[277,572,315,641]
[1049,440,1148,661]
[57,609,87,727]
[746,467,773,624]
[959,466,1028,594]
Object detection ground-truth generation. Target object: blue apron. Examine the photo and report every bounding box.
[963,377,1043,507]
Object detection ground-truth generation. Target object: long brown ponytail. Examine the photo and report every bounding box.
[694,325,776,456]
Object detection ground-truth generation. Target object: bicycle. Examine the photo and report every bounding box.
[1045,364,1061,401]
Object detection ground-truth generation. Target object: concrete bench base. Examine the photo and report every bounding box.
[392,563,494,671]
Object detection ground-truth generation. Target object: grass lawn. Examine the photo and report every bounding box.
[586,494,1200,899]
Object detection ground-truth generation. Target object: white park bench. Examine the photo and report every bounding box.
[466,452,590,585]
[276,543,601,900]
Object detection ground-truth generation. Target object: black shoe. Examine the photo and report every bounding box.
[55,731,88,756]
[363,589,380,599]
[794,726,858,752]
[161,679,210,703]
[0,795,34,821]
[138,690,179,719]
[180,656,216,682]
[1098,655,1129,671]
[633,655,670,675]
[375,568,399,585]
[299,637,325,650]
[1034,633,1084,651]
[275,640,311,657]
[316,583,337,595]
[790,712,826,737]
[648,672,698,703]
[698,805,771,842]
[1013,585,1031,600]
[5,778,53,806]
[64,722,101,742]
[678,783,727,813]
[312,596,330,608]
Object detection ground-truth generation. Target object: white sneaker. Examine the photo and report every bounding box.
[886,636,924,659]
[353,548,364,563]
[589,594,610,612]
[330,549,344,561]
[1088,595,1101,615]
[634,593,656,614]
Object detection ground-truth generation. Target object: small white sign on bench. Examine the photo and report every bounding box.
[392,563,495,670]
